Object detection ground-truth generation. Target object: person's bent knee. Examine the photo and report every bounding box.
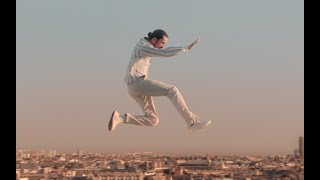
[149,117,159,126]
[167,86,179,97]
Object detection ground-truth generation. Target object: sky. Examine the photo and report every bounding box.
[16,0,304,156]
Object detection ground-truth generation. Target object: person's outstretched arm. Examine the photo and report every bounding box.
[138,38,200,57]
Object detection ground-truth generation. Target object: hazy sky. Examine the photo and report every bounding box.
[16,0,304,155]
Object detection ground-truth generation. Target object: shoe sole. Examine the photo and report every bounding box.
[205,121,212,126]
[108,111,116,131]
[188,121,212,131]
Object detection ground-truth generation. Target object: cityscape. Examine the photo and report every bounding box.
[16,137,304,180]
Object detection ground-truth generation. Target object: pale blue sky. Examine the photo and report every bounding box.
[16,0,303,155]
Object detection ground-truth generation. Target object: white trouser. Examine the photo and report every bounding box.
[124,75,196,127]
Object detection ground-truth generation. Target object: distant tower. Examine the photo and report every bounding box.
[206,153,212,163]
[77,149,81,162]
[293,149,299,159]
[145,161,149,171]
[299,136,304,159]
[48,150,57,157]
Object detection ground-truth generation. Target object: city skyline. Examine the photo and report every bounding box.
[16,148,304,179]
[16,137,304,156]
[16,0,304,155]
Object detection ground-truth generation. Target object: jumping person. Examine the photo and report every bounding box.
[108,29,212,131]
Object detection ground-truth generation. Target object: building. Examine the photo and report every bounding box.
[299,136,304,159]
[98,172,144,180]
[206,153,212,163]
[178,159,211,170]
[74,168,100,176]
[19,173,46,180]
[293,149,299,159]
[17,149,57,158]
[77,149,87,156]
[152,160,163,169]
[212,161,228,170]
[16,169,20,180]
[48,150,57,157]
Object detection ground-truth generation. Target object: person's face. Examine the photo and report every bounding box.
[151,36,168,49]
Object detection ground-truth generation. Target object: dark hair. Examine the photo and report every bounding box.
[147,29,168,40]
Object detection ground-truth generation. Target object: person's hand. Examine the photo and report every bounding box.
[187,38,200,50]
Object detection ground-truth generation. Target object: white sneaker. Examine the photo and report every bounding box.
[108,111,123,131]
[188,120,212,131]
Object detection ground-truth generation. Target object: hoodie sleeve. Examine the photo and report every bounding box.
[137,43,189,57]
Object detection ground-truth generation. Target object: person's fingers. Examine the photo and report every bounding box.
[191,40,199,46]
[192,39,200,45]
[188,38,200,50]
